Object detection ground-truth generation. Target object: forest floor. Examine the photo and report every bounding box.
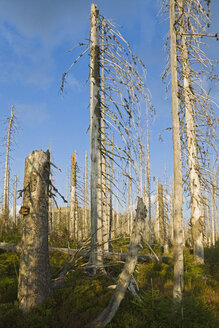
[0,228,219,328]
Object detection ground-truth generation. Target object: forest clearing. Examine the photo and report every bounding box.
[0,1,218,327]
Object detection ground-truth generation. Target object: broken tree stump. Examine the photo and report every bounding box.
[18,150,52,313]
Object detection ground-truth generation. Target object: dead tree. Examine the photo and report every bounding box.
[92,198,147,327]
[70,152,77,239]
[13,174,17,225]
[169,0,184,302]
[61,2,153,272]
[89,3,102,270]
[2,105,15,222]
[18,150,52,313]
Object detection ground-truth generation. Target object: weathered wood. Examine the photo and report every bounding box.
[91,198,147,327]
[18,149,52,313]
[170,0,184,302]
[70,152,77,239]
[178,0,204,264]
[2,106,14,220]
[13,174,17,225]
[0,242,170,264]
[89,3,102,271]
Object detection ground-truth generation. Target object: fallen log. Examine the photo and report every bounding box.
[0,242,170,264]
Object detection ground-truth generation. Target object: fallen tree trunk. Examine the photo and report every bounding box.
[91,197,147,327]
[0,242,170,264]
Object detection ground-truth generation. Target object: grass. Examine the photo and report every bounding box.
[0,232,219,328]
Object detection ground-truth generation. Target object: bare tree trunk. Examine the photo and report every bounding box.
[213,170,217,242]
[146,103,152,244]
[155,178,160,241]
[70,152,77,239]
[13,174,17,225]
[108,135,114,250]
[2,105,14,221]
[48,142,53,232]
[89,3,102,271]
[129,163,133,234]
[170,0,184,302]
[210,182,215,246]
[116,171,119,235]
[18,150,52,313]
[101,18,108,253]
[84,152,88,238]
[92,198,147,327]
[164,167,169,253]
[178,0,204,264]
[66,160,69,232]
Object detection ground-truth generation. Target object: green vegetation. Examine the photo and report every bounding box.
[0,235,219,327]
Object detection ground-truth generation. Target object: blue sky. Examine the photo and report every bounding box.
[0,0,218,211]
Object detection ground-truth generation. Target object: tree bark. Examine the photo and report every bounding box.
[89,3,102,271]
[170,0,184,302]
[13,174,17,225]
[2,105,14,221]
[178,0,204,264]
[70,152,77,239]
[18,150,52,313]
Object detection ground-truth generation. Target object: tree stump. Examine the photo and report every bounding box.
[18,150,52,313]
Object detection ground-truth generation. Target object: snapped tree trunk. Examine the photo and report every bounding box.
[18,150,52,313]
[170,0,184,302]
[92,198,147,327]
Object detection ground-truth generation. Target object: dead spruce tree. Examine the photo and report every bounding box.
[2,105,16,226]
[170,0,184,301]
[61,3,153,273]
[175,0,218,263]
[18,150,52,313]
[70,151,78,239]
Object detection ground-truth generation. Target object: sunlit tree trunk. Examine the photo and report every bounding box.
[70,152,77,239]
[2,105,14,221]
[13,174,17,225]
[170,0,184,302]
[178,0,204,264]
[89,3,102,271]
[18,150,51,313]
[146,103,152,243]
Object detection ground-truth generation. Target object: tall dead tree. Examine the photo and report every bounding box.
[170,0,184,302]
[146,103,152,243]
[89,3,102,270]
[178,0,204,264]
[2,105,14,221]
[18,150,51,313]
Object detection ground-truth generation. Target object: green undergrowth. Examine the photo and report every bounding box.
[0,240,219,328]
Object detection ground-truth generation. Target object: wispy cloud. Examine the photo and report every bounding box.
[15,103,49,126]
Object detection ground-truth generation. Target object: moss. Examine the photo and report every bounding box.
[0,239,219,327]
